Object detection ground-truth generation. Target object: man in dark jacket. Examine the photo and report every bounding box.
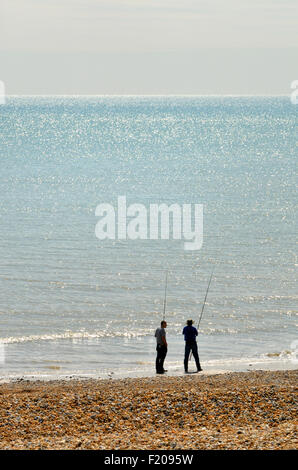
[182,319,202,373]
[155,320,167,374]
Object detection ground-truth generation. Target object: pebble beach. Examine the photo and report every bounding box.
[0,369,297,450]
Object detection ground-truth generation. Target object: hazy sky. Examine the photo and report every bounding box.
[0,0,297,94]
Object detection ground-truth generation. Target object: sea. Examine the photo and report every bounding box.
[0,96,297,381]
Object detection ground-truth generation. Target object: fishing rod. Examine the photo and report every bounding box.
[197,267,215,331]
[162,270,168,321]
[190,267,214,361]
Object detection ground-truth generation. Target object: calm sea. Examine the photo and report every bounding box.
[0,96,297,380]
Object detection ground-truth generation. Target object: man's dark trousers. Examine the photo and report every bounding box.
[156,344,167,373]
[184,341,201,372]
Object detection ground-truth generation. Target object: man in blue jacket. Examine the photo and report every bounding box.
[182,319,202,373]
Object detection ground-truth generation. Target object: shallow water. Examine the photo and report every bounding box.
[0,96,297,378]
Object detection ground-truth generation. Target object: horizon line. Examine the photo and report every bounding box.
[4,93,290,98]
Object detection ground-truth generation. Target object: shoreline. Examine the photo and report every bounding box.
[1,369,297,450]
[1,357,296,385]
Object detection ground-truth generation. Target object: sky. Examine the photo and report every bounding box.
[0,0,297,94]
